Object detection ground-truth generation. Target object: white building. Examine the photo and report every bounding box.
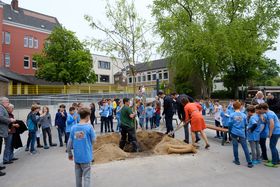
[92,54,124,84]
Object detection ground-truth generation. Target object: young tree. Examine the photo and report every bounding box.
[84,0,153,100]
[35,26,96,85]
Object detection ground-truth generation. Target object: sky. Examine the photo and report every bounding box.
[2,0,279,63]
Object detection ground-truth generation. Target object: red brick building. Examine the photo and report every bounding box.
[0,0,60,95]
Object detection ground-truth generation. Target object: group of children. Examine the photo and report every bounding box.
[218,101,280,168]
[136,99,161,130]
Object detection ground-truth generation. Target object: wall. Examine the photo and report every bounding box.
[2,23,49,75]
[0,81,8,96]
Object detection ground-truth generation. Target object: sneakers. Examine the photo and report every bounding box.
[265,162,278,168]
[3,161,13,165]
[25,147,29,152]
[50,143,57,147]
[0,166,6,170]
[205,144,210,149]
[44,146,49,149]
[233,160,240,165]
[195,138,201,143]
[247,162,254,168]
[11,158,18,161]
[30,151,37,155]
[252,160,260,165]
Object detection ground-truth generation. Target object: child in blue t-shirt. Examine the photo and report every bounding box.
[247,106,261,165]
[260,103,280,167]
[67,108,96,187]
[145,103,154,129]
[257,105,269,162]
[229,101,253,168]
[66,107,78,146]
[116,101,122,132]
[221,105,230,145]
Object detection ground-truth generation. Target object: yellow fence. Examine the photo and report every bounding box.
[8,84,155,96]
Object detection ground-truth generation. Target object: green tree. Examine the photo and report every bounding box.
[152,0,280,98]
[85,0,153,100]
[35,26,96,85]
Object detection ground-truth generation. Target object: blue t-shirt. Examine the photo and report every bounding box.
[99,104,109,117]
[265,110,280,135]
[66,113,77,133]
[137,105,145,119]
[227,104,234,114]
[145,106,154,118]
[229,112,247,138]
[116,106,121,119]
[108,104,113,116]
[70,123,96,164]
[247,114,261,141]
[260,114,269,138]
[221,110,230,127]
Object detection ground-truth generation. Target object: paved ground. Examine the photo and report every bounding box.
[0,114,280,187]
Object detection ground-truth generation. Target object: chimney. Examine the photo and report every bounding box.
[11,0,19,11]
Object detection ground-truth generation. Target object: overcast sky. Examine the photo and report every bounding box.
[2,0,279,63]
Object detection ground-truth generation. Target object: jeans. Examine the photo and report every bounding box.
[269,134,280,165]
[3,134,14,162]
[146,117,153,129]
[29,131,36,152]
[75,162,91,187]
[119,125,138,151]
[116,117,121,132]
[249,141,260,161]
[259,138,268,160]
[165,116,174,134]
[65,132,70,146]
[231,133,252,163]
[100,116,109,133]
[42,127,53,146]
[108,115,114,131]
[222,127,231,142]
[155,114,161,127]
[57,127,66,146]
[0,137,2,154]
[183,123,200,143]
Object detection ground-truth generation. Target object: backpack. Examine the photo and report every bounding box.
[27,117,36,132]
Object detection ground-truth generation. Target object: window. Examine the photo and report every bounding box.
[28,37,33,48]
[159,73,162,80]
[24,36,28,47]
[137,76,141,83]
[32,60,37,69]
[142,75,146,82]
[99,75,110,83]
[98,61,110,70]
[152,74,157,80]
[34,39,39,49]
[164,72,169,79]
[5,53,10,67]
[5,32,10,44]
[24,56,30,68]
[128,77,132,83]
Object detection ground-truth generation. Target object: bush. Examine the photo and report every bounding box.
[211,90,233,99]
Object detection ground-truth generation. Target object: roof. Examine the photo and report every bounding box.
[0,75,9,82]
[135,58,169,72]
[2,2,59,32]
[0,67,62,85]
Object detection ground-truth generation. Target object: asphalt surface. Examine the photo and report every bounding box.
[0,114,280,187]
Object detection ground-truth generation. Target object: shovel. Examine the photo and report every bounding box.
[168,120,190,137]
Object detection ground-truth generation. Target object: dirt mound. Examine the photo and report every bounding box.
[94,143,128,164]
[94,133,120,150]
[137,131,165,151]
[154,136,197,155]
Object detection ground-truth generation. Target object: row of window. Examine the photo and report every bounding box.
[128,70,169,84]
[2,32,39,49]
[3,54,36,69]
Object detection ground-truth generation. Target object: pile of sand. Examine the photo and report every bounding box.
[94,133,120,150]
[154,135,197,155]
[93,131,196,164]
[94,143,129,164]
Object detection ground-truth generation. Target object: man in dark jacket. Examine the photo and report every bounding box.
[55,104,67,147]
[267,93,280,118]
[0,97,16,176]
[158,91,175,137]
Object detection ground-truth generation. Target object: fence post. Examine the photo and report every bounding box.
[36,85,39,95]
[8,81,13,95]
[88,86,91,94]
[64,85,67,94]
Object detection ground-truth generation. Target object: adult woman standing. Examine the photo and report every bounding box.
[90,103,96,128]
[182,98,210,149]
